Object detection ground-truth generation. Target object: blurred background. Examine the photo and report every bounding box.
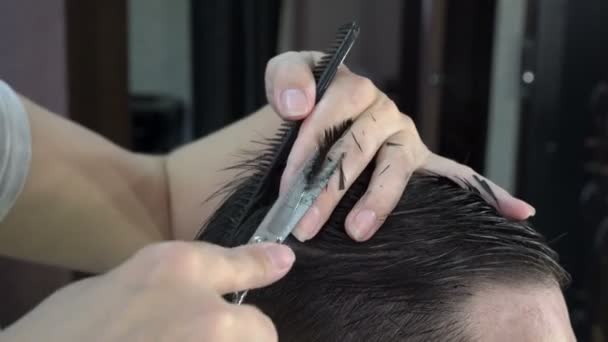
[0,0,607,340]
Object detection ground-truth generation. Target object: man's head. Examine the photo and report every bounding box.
[200,129,574,341]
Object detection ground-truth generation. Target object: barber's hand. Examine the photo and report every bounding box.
[3,242,294,342]
[265,51,536,242]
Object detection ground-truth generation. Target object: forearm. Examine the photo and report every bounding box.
[166,104,282,240]
[0,97,170,273]
[0,98,281,272]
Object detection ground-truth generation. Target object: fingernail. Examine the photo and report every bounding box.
[262,244,295,270]
[281,89,308,117]
[348,210,376,241]
[524,201,536,217]
[292,206,320,242]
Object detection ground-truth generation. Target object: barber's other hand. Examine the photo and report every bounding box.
[265,51,536,242]
[2,242,294,342]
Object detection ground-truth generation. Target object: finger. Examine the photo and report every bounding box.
[421,153,536,220]
[229,305,278,342]
[292,98,406,241]
[264,51,322,119]
[280,67,378,196]
[344,129,425,241]
[206,243,295,294]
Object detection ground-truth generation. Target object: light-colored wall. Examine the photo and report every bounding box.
[128,0,192,138]
[485,0,527,192]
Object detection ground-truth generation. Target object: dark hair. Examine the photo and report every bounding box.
[199,125,570,342]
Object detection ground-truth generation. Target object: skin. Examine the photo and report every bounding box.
[468,284,576,342]
[0,50,535,340]
[2,242,295,342]
[0,50,534,272]
[263,51,535,241]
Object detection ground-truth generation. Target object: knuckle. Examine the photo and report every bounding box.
[266,52,302,85]
[280,51,302,64]
[303,50,324,62]
[376,96,398,115]
[349,75,376,108]
[400,140,428,169]
[464,166,477,177]
[213,308,238,332]
[353,74,375,92]
[266,51,295,69]
[211,250,235,280]
[416,141,432,160]
[398,112,416,131]
[200,306,237,340]
[137,242,202,286]
[240,305,278,341]
[337,63,351,73]
[157,243,201,273]
[397,146,417,167]
[238,246,271,280]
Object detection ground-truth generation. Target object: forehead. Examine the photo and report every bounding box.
[466,283,576,342]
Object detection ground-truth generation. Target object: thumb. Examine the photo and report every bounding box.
[207,243,295,295]
[265,51,320,120]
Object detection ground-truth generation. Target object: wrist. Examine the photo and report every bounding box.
[131,152,173,240]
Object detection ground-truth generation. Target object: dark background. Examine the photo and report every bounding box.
[0,0,606,340]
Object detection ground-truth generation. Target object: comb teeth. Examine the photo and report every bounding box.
[312,21,360,96]
[197,22,359,245]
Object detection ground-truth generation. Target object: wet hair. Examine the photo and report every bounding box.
[198,123,570,341]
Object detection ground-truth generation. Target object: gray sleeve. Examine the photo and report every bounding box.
[0,80,32,222]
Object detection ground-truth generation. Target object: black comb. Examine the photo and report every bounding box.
[278,22,360,183]
[314,22,360,101]
[197,22,360,244]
